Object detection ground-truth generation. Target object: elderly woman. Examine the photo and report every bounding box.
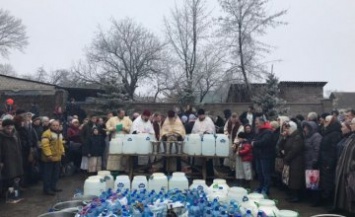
[279,121,305,202]
[318,115,342,207]
[333,117,355,214]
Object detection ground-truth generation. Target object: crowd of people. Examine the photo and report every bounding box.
[0,98,354,215]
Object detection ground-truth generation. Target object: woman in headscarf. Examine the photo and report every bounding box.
[279,121,305,202]
[318,115,342,207]
[223,113,243,175]
[333,117,355,214]
[301,120,322,205]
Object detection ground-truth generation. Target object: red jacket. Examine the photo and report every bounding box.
[238,142,253,162]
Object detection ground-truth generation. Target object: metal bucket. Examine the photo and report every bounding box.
[52,200,84,211]
[163,142,173,154]
[72,194,98,201]
[151,141,161,154]
[175,142,184,155]
[37,211,77,217]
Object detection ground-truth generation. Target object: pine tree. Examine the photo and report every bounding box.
[97,80,132,113]
[252,73,288,120]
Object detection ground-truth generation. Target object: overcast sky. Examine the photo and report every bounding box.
[1,0,355,93]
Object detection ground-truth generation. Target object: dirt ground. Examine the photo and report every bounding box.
[0,173,348,217]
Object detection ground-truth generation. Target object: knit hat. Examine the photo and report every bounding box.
[197,109,205,115]
[167,110,175,118]
[6,98,14,105]
[237,132,247,139]
[181,115,188,123]
[32,115,41,122]
[188,114,196,121]
[288,121,298,134]
[2,119,15,127]
[142,109,151,117]
[1,114,13,121]
[71,119,79,124]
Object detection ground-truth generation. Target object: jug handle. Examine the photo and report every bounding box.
[254,201,260,208]
[273,199,279,205]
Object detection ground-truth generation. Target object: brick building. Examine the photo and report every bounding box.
[0,74,67,116]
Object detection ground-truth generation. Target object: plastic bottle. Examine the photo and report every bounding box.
[244,210,254,217]
[212,206,220,216]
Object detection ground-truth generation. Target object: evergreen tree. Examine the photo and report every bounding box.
[252,73,288,120]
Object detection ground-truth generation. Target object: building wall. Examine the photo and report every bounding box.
[279,85,324,103]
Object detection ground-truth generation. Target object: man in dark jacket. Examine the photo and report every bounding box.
[252,116,274,195]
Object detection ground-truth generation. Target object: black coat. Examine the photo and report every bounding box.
[319,121,342,196]
[302,121,322,169]
[0,130,24,180]
[253,128,274,159]
[185,122,195,134]
[281,130,305,190]
[83,135,105,157]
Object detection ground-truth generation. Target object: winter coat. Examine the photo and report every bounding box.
[33,124,44,142]
[238,142,253,162]
[319,121,342,196]
[281,130,305,190]
[253,123,274,159]
[334,133,355,213]
[67,125,82,144]
[0,130,24,180]
[86,135,105,157]
[302,121,322,169]
[41,129,65,162]
[336,133,352,161]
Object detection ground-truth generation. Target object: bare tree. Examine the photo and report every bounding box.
[164,0,212,105]
[219,0,287,95]
[0,63,17,76]
[84,18,164,100]
[0,9,28,59]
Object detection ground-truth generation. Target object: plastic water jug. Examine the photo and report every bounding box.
[278,210,299,217]
[201,134,216,156]
[215,134,230,157]
[209,179,229,194]
[114,175,131,192]
[189,179,209,192]
[247,192,264,203]
[240,196,259,216]
[169,172,189,191]
[122,135,137,154]
[83,176,106,196]
[97,171,114,190]
[227,187,248,204]
[136,133,153,154]
[148,173,168,192]
[131,175,148,191]
[258,199,279,217]
[184,134,202,155]
[109,135,125,154]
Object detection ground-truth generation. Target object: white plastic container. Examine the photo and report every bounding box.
[201,134,216,156]
[169,172,189,191]
[184,134,202,155]
[131,175,148,191]
[240,196,259,216]
[209,179,229,195]
[97,171,114,190]
[122,135,137,154]
[114,175,131,192]
[189,179,208,193]
[83,176,106,196]
[109,135,125,154]
[227,187,248,204]
[258,199,279,217]
[136,133,153,154]
[208,192,228,204]
[148,173,168,192]
[247,192,265,203]
[278,210,299,217]
[215,134,230,157]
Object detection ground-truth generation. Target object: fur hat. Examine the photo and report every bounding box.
[2,119,15,127]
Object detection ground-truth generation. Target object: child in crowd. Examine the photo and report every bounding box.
[235,132,253,188]
[86,127,105,173]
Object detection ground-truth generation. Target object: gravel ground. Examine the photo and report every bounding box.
[0,173,348,217]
